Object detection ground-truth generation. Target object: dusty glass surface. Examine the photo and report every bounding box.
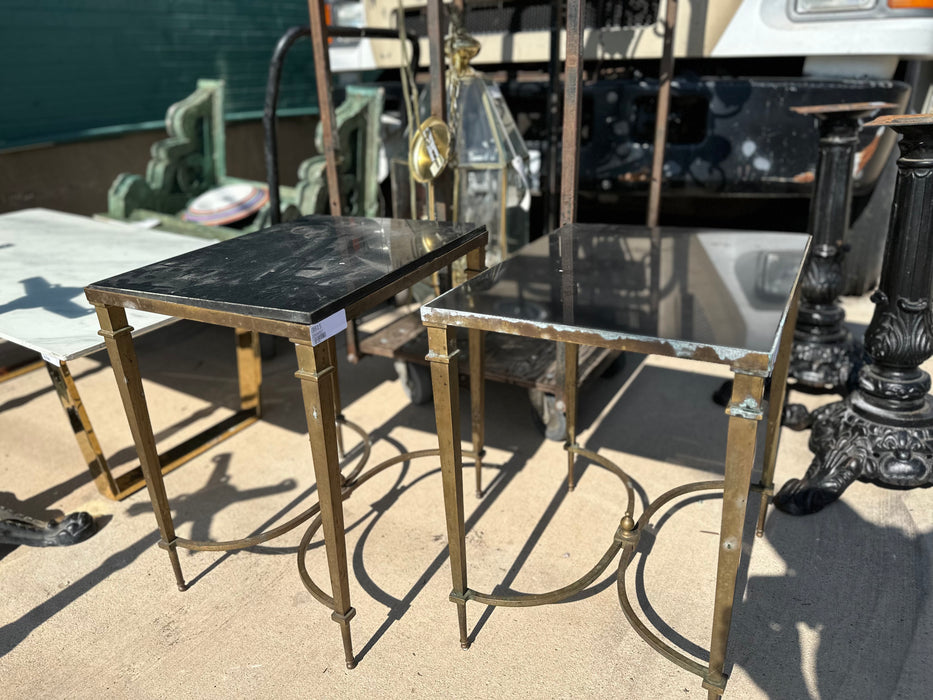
[88,215,486,325]
[423,224,810,370]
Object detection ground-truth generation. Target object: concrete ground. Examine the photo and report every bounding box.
[1,295,931,699]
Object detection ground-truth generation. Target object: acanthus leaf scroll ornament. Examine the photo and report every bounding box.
[863,296,933,368]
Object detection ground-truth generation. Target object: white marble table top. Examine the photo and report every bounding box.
[0,209,212,361]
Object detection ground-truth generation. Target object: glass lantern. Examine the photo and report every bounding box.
[390,16,531,270]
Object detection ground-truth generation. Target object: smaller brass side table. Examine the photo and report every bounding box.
[422,224,809,697]
[86,215,487,668]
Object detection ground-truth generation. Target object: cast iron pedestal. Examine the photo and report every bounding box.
[712,102,890,415]
[776,114,933,515]
[787,104,888,389]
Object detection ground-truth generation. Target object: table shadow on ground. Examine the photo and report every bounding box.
[0,449,293,659]
[585,363,736,474]
[731,500,930,699]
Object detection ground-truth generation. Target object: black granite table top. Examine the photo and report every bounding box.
[422,224,810,372]
[87,216,487,325]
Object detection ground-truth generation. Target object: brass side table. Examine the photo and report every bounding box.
[85,215,487,668]
[422,224,809,697]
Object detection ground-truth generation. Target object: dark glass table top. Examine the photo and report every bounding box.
[87,216,487,325]
[422,224,810,372]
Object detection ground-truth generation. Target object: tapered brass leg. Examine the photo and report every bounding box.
[756,288,800,536]
[564,342,579,492]
[703,372,766,697]
[234,328,262,416]
[464,245,487,498]
[294,336,356,668]
[46,359,119,499]
[94,304,186,590]
[469,329,485,498]
[326,339,347,461]
[427,323,471,648]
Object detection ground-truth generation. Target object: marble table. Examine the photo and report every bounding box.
[85,214,488,668]
[0,208,253,500]
[421,223,810,697]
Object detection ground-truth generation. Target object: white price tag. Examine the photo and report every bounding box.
[309,309,348,346]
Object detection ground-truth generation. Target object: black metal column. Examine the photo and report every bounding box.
[786,104,885,392]
[775,114,933,515]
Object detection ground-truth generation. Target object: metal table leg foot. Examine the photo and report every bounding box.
[707,372,765,695]
[95,304,186,585]
[295,336,356,667]
[427,324,471,649]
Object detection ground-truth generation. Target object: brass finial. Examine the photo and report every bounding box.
[445,6,481,77]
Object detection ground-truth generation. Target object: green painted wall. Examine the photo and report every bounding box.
[1,0,319,149]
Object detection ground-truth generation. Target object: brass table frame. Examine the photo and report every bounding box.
[423,284,801,698]
[85,237,487,669]
[1,335,260,502]
[56,334,261,501]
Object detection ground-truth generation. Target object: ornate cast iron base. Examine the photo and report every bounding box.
[775,395,933,515]
[782,326,862,432]
[787,331,860,391]
[0,508,96,547]
[777,113,933,515]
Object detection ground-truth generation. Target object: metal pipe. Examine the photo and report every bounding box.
[545,0,562,233]
[559,0,585,227]
[646,0,678,228]
[307,0,343,216]
[264,26,310,226]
